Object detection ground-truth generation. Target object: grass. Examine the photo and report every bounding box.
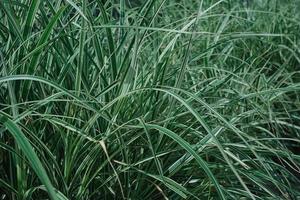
[1,0,300,199]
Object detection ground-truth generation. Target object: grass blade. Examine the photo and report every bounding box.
[0,115,61,200]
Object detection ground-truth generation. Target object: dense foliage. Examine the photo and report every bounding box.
[1,0,300,199]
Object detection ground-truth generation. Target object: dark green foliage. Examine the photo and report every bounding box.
[0,0,300,199]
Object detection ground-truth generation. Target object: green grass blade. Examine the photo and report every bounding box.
[27,6,65,74]
[144,123,226,200]
[0,116,61,200]
[22,0,41,39]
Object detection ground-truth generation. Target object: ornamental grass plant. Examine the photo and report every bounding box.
[1,0,300,199]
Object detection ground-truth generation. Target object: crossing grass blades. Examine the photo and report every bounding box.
[1,0,300,199]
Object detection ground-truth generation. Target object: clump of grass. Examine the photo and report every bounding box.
[1,0,300,199]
